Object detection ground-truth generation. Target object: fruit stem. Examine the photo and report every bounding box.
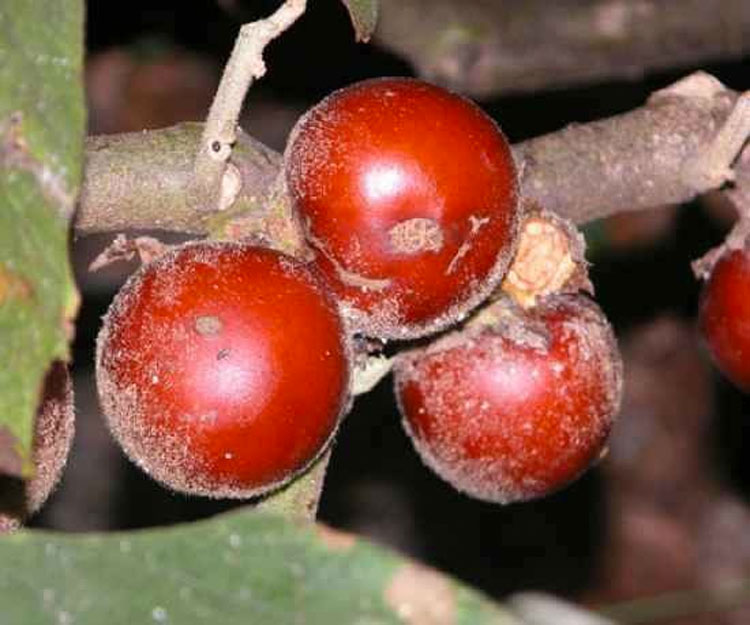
[352,355,394,396]
[255,448,331,522]
[192,0,307,212]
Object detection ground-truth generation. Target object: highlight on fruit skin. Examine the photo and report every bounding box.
[96,241,352,499]
[0,362,75,532]
[393,294,622,504]
[285,77,520,340]
[699,246,750,392]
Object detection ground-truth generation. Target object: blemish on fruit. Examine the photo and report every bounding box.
[332,259,391,291]
[445,214,491,275]
[194,315,222,336]
[468,214,490,233]
[198,412,218,425]
[96,241,351,498]
[388,217,443,254]
[285,77,519,339]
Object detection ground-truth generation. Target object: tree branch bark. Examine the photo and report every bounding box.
[517,72,739,224]
[74,72,745,238]
[374,0,750,98]
[77,123,280,234]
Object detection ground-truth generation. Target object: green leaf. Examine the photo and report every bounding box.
[0,509,519,625]
[340,0,379,43]
[0,0,83,475]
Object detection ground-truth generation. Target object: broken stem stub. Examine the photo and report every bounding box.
[682,90,750,192]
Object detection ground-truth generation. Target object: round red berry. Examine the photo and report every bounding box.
[285,77,519,339]
[699,247,750,391]
[394,295,622,503]
[1,362,75,531]
[96,242,351,498]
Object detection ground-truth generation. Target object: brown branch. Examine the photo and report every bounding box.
[374,0,750,98]
[77,122,281,234]
[75,72,747,239]
[515,72,740,224]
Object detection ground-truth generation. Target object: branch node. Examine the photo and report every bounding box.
[209,139,233,162]
[682,90,750,192]
[219,162,242,211]
[648,71,728,105]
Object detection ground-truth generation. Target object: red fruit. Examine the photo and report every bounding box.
[699,247,750,391]
[1,362,75,531]
[394,295,622,503]
[96,242,351,498]
[285,77,519,339]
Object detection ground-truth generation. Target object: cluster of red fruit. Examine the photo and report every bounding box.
[96,78,623,503]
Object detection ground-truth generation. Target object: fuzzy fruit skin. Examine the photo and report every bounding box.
[699,248,750,391]
[285,77,519,339]
[394,295,622,503]
[1,362,75,532]
[96,242,351,498]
